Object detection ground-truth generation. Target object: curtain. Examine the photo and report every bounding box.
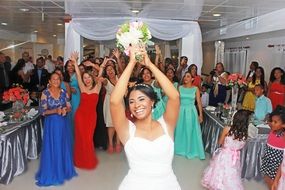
[65,17,203,71]
[224,49,248,75]
[215,41,225,64]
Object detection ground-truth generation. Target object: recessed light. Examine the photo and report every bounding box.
[213,13,221,17]
[53,34,57,37]
[246,37,250,40]
[131,9,140,13]
[19,8,29,12]
[34,30,38,33]
[1,22,8,26]
[57,23,63,26]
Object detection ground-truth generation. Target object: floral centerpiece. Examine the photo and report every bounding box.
[2,84,29,119]
[227,73,247,111]
[227,73,247,88]
[116,21,154,61]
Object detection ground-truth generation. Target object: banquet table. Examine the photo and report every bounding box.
[201,109,269,180]
[0,110,43,184]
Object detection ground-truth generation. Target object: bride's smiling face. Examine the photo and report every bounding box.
[129,90,154,120]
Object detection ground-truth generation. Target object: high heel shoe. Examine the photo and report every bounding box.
[115,144,122,153]
[107,145,114,154]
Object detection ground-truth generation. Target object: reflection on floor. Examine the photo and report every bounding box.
[0,150,267,190]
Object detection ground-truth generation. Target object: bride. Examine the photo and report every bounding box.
[110,46,181,190]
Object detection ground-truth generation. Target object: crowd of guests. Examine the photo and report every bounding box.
[0,46,285,189]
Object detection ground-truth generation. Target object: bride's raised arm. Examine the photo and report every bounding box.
[110,47,137,144]
[140,49,180,130]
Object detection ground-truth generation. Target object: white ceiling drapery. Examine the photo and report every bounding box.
[64,0,204,72]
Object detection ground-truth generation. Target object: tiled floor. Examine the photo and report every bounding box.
[0,150,267,190]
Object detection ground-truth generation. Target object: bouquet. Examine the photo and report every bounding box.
[116,21,154,61]
[3,84,29,105]
[227,73,247,88]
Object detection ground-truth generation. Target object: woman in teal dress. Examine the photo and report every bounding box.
[162,67,179,104]
[138,67,166,120]
[174,71,205,159]
[64,61,80,144]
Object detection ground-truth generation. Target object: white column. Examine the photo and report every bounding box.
[181,32,203,75]
[164,42,171,58]
[99,44,105,58]
[64,22,82,63]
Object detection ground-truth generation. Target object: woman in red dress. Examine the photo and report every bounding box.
[70,52,103,169]
[268,67,285,110]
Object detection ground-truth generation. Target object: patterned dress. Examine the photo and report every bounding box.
[36,89,77,186]
[277,151,285,190]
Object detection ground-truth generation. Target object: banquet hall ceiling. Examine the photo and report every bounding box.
[1,0,285,41]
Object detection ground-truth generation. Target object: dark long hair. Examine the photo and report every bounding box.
[126,83,158,109]
[228,109,251,141]
[252,66,265,86]
[63,60,72,82]
[269,67,285,84]
[270,105,285,124]
[137,67,152,84]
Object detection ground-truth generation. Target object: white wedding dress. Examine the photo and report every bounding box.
[119,117,181,190]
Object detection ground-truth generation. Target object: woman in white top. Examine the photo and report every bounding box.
[110,47,181,190]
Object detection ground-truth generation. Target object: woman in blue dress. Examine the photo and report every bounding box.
[174,71,205,159]
[64,61,80,143]
[35,72,77,186]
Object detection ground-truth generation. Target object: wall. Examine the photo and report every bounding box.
[225,35,285,80]
[1,40,64,66]
[201,31,285,81]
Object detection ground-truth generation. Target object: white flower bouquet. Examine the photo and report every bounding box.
[116,21,154,61]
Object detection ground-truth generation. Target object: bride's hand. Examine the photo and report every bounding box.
[140,49,151,67]
[129,46,137,64]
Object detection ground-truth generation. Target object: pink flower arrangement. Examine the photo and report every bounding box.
[228,73,247,88]
[2,84,29,105]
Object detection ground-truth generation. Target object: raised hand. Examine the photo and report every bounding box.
[83,60,93,67]
[112,48,121,59]
[70,51,79,64]
[155,45,161,55]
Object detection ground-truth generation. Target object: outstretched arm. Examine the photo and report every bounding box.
[110,48,137,144]
[141,49,180,130]
[69,52,85,92]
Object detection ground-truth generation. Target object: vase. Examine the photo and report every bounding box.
[12,100,24,120]
[231,85,239,111]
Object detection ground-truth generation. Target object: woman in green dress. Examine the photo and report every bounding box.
[174,71,205,159]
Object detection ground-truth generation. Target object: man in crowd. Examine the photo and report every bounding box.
[30,57,49,93]
[0,52,11,110]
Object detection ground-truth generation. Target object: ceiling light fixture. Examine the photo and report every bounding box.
[53,34,57,37]
[213,13,221,17]
[131,9,140,13]
[19,8,29,12]
[1,22,8,26]
[34,30,38,33]
[246,37,250,40]
[57,23,63,26]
